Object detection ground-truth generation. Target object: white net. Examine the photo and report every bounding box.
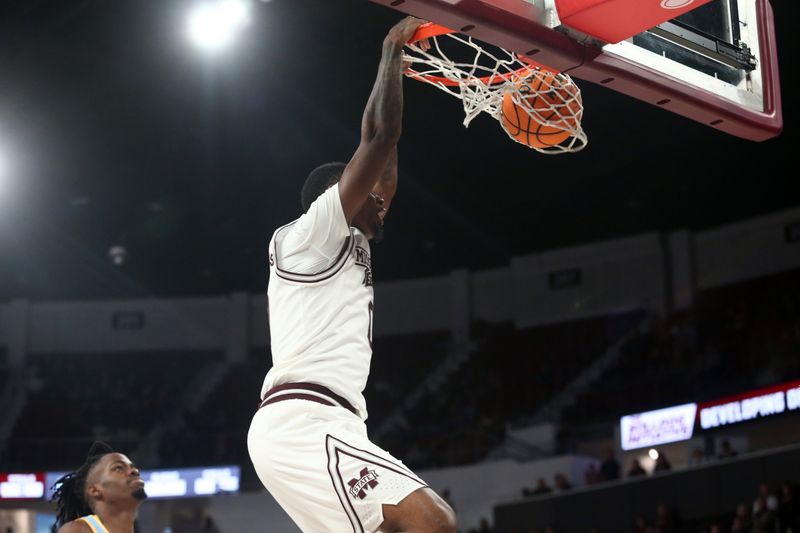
[404,32,588,154]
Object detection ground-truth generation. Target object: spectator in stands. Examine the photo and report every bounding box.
[441,488,456,512]
[172,507,208,533]
[655,502,677,533]
[523,478,553,497]
[688,446,706,467]
[718,439,738,459]
[584,463,600,485]
[600,448,621,481]
[653,451,672,473]
[632,516,648,533]
[778,482,799,532]
[753,494,777,533]
[50,441,146,533]
[202,513,221,533]
[753,482,779,514]
[628,459,647,478]
[466,517,492,533]
[554,473,572,492]
[731,502,752,533]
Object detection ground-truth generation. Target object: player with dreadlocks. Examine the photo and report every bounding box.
[50,442,147,533]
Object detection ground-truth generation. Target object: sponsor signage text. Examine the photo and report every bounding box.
[620,380,800,450]
[620,403,697,450]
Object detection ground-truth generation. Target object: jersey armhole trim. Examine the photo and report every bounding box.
[272,223,355,283]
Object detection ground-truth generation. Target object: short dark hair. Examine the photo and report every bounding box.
[301,162,346,212]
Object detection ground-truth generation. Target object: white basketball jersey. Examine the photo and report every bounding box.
[261,184,373,420]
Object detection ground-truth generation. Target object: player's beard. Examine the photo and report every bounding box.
[132,488,147,501]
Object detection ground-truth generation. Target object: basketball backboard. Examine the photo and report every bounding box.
[371,0,782,141]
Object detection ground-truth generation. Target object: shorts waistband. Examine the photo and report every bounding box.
[258,382,358,416]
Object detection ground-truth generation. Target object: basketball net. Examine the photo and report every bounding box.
[404,27,588,154]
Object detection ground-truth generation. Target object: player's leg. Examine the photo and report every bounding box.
[378,487,457,533]
[250,398,456,533]
[248,403,360,531]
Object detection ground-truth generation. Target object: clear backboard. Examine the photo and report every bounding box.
[372,0,782,141]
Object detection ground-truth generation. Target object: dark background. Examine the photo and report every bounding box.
[0,0,795,301]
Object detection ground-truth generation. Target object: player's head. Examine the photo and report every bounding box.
[302,162,386,242]
[51,442,146,530]
[301,162,346,213]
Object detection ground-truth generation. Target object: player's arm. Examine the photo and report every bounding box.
[337,17,422,222]
[373,146,398,214]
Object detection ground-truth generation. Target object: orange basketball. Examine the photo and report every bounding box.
[500,70,582,149]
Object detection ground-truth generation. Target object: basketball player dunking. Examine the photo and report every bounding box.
[247,16,457,533]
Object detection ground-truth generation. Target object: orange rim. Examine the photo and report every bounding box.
[408,22,455,44]
[406,23,560,87]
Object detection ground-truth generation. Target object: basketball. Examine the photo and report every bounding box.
[500,70,582,149]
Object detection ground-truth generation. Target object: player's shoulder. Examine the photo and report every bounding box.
[57,520,93,533]
[273,218,299,238]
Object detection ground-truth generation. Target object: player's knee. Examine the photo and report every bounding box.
[423,499,457,533]
[437,503,458,533]
[380,489,457,533]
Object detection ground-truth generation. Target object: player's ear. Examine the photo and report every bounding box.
[87,482,101,500]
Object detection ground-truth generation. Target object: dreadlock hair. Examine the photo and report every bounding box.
[51,441,114,532]
[301,162,346,213]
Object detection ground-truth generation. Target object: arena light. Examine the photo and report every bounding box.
[648,449,659,461]
[0,146,7,191]
[0,144,11,208]
[108,245,128,266]
[187,0,251,53]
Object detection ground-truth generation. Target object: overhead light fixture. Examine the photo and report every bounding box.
[187,0,251,54]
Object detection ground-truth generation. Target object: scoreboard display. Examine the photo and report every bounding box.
[43,465,240,501]
[0,466,239,502]
[0,472,46,500]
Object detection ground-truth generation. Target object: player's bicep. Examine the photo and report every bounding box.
[338,136,395,222]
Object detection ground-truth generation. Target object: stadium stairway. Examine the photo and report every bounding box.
[372,338,476,443]
[487,314,652,461]
[0,367,28,460]
[134,359,231,467]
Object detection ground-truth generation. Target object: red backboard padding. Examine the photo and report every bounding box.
[555,0,714,43]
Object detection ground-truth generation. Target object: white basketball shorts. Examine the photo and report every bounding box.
[248,395,428,532]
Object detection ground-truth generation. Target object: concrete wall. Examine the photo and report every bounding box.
[494,443,800,533]
[3,208,797,360]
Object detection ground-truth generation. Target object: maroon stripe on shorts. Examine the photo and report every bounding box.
[258,382,358,416]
